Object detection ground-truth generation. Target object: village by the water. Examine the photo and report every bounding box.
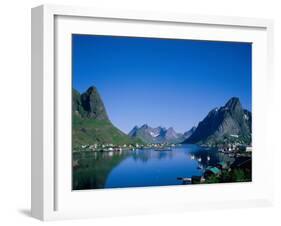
[72,35,252,190]
[73,138,252,187]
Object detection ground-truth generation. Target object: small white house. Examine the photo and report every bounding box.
[246,147,252,152]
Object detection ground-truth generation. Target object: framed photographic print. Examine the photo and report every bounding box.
[31,4,274,220]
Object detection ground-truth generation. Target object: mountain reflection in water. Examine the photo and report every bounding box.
[73,144,234,190]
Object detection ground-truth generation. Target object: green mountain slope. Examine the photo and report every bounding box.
[73,86,141,147]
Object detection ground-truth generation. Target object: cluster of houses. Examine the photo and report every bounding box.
[217,143,252,158]
[203,155,251,181]
[73,142,177,153]
[74,143,135,152]
[203,161,228,178]
[202,142,252,180]
[178,161,228,184]
[179,156,252,185]
[180,141,252,184]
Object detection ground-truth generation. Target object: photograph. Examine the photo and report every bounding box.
[72,34,252,190]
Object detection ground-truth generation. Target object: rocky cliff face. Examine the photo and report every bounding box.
[183,97,252,145]
[74,86,109,121]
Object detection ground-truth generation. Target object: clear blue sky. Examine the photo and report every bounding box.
[72,34,252,133]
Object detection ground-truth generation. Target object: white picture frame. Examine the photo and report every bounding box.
[31,4,274,221]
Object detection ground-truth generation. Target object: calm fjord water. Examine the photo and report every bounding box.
[73,144,225,190]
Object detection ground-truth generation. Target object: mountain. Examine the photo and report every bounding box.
[128,124,185,144]
[72,86,141,147]
[73,86,109,120]
[183,97,252,145]
[183,126,197,139]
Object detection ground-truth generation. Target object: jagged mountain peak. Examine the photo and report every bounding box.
[78,86,109,121]
[128,125,139,137]
[140,124,149,129]
[165,127,179,140]
[128,124,184,144]
[224,97,242,111]
[73,86,109,120]
[86,85,97,93]
[183,97,251,145]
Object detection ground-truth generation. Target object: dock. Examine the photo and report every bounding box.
[177,177,192,183]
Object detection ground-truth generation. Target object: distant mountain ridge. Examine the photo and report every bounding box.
[72,86,141,146]
[128,124,195,144]
[183,97,252,145]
